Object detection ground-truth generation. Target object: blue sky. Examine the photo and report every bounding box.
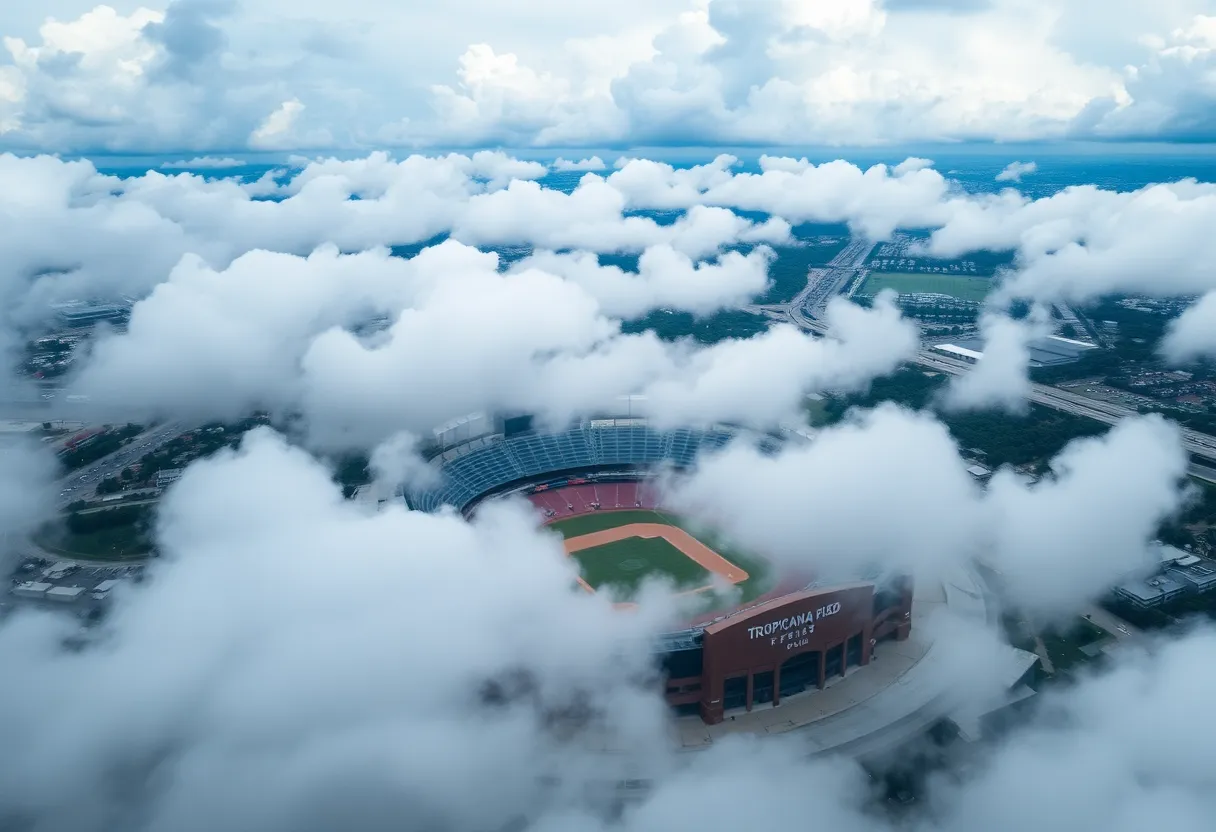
[1,0,1215,154]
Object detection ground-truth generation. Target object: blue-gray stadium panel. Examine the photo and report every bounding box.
[407,423,761,512]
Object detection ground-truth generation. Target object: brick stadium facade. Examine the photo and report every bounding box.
[661,580,914,724]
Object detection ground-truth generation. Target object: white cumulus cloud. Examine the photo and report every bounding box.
[996,160,1038,182]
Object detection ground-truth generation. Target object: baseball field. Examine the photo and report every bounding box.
[860,271,993,302]
[548,509,772,603]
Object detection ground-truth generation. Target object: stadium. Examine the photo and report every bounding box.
[405,407,1037,751]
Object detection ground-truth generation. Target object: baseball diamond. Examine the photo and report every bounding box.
[563,523,749,596]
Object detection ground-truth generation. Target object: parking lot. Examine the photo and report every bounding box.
[5,557,142,623]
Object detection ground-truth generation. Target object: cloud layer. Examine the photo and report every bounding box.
[1,3,1214,152]
[668,406,1188,618]
[4,149,1216,422]
[0,424,1212,832]
[0,138,1213,831]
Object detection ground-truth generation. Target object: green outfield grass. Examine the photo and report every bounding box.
[677,519,773,606]
[861,271,993,303]
[548,509,669,538]
[549,508,774,603]
[32,524,152,561]
[571,536,711,594]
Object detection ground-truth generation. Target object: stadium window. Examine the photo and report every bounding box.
[752,671,775,706]
[723,676,747,711]
[666,682,702,695]
[825,644,844,679]
[847,633,863,667]
[779,650,819,698]
[661,648,703,680]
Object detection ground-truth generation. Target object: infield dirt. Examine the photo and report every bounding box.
[564,523,748,596]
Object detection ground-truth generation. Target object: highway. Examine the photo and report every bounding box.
[791,238,878,323]
[779,261,1216,469]
[55,422,185,510]
[914,351,1216,463]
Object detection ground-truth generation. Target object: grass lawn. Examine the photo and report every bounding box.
[861,271,993,303]
[676,520,772,605]
[548,509,670,538]
[1039,618,1112,676]
[572,536,711,594]
[33,523,152,561]
[549,508,773,603]
[1040,632,1100,674]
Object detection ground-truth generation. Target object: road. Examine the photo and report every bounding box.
[773,255,1216,469]
[55,422,185,510]
[1083,605,1141,642]
[915,351,1216,464]
[793,238,879,323]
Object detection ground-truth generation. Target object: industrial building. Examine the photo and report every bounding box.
[11,581,51,599]
[46,586,86,603]
[931,343,982,364]
[55,303,130,328]
[933,335,1099,368]
[1024,335,1100,366]
[966,464,992,481]
[41,562,77,581]
[1113,546,1216,608]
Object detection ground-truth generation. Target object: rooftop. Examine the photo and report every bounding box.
[944,335,1099,368]
[1115,573,1189,605]
[932,343,983,361]
[45,585,86,600]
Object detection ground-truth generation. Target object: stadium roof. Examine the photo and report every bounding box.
[943,334,1100,368]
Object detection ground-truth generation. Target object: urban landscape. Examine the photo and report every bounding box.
[3,3,1216,832]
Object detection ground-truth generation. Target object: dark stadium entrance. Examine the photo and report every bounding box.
[723,676,747,711]
[752,670,776,706]
[778,650,820,699]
